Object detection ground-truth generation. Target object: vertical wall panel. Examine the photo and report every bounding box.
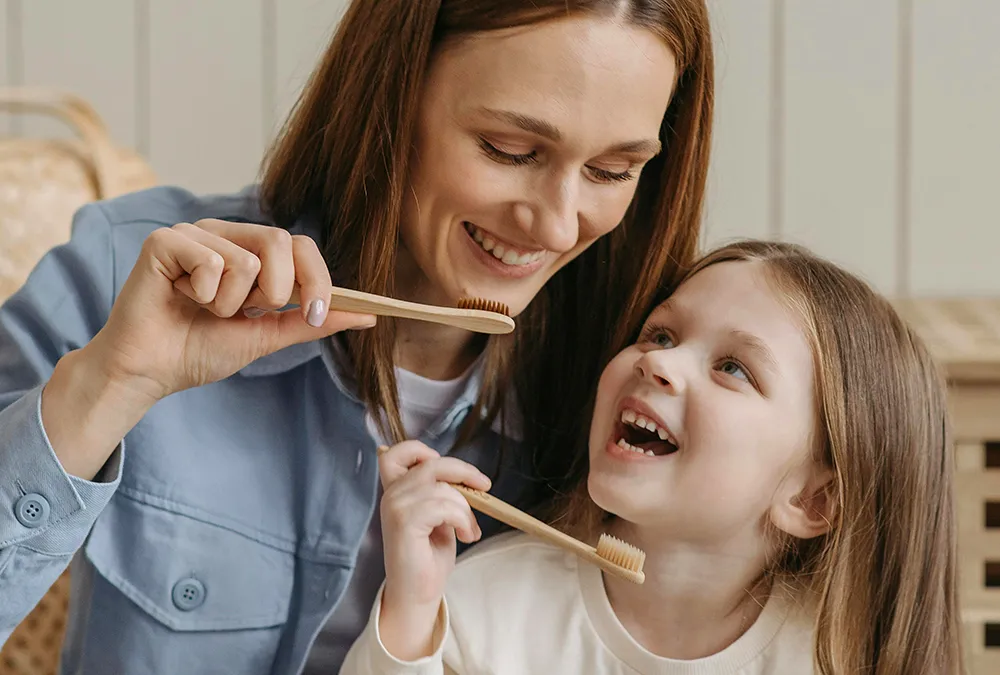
[781,2,899,294]
[910,1,1000,295]
[702,0,773,249]
[1,0,19,135]
[149,0,264,194]
[269,0,347,141]
[20,0,137,147]
[1,1,8,135]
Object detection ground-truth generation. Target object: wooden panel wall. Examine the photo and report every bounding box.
[3,0,998,296]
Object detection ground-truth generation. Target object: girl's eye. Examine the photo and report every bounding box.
[479,138,536,166]
[639,325,675,349]
[719,359,750,382]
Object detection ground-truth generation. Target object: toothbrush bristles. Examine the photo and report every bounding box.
[457,297,510,317]
[596,533,646,574]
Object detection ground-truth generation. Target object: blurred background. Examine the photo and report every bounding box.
[1,0,997,298]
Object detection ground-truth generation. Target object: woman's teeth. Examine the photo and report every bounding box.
[466,223,545,266]
[617,438,655,457]
[621,408,674,444]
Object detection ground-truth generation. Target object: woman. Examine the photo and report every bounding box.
[0,1,712,673]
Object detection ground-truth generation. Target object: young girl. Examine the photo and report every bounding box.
[342,240,963,674]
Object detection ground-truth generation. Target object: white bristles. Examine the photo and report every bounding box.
[596,533,646,574]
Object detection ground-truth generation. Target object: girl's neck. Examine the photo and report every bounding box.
[602,518,772,660]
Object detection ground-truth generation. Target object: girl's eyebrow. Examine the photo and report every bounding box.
[731,330,779,375]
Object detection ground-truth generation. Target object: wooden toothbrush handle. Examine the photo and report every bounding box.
[288,287,514,335]
[450,484,595,558]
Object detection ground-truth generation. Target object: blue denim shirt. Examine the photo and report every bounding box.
[0,187,529,674]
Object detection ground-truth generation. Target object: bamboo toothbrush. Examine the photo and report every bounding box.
[289,287,514,335]
[376,446,646,584]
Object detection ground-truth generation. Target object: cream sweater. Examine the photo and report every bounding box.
[340,532,816,675]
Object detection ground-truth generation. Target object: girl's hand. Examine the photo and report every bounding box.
[376,441,491,660]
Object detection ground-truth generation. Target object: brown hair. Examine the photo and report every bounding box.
[560,240,963,674]
[259,0,713,504]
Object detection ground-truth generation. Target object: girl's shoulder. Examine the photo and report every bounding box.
[449,531,583,608]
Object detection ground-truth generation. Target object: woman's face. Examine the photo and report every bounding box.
[399,15,677,316]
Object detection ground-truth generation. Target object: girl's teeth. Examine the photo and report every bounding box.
[616,438,654,457]
[622,410,637,424]
[657,427,668,441]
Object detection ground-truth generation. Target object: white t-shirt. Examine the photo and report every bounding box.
[341,533,817,675]
[303,365,477,672]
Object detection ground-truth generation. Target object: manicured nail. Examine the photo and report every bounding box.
[243,307,266,319]
[306,299,327,327]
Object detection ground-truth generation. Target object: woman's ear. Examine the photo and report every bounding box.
[770,467,836,540]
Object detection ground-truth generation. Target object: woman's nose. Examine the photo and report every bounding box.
[513,173,580,253]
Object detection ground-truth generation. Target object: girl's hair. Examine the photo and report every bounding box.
[559,240,963,674]
[259,0,713,503]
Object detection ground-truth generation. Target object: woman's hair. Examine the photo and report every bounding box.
[259,0,714,503]
[559,240,963,674]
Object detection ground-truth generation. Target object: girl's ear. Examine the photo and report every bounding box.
[770,466,836,540]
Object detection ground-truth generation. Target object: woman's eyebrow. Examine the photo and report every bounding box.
[478,107,661,155]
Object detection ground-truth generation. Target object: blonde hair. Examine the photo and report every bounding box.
[556,240,963,674]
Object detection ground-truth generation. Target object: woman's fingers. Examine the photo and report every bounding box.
[168,222,263,317]
[290,234,334,327]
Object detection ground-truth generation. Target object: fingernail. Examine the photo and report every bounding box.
[243,307,266,319]
[348,317,378,331]
[306,299,327,327]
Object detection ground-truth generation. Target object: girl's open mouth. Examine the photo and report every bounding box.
[613,408,679,457]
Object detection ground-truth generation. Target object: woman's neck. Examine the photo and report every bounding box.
[391,248,483,380]
[602,519,772,660]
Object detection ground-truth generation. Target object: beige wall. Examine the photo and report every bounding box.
[3,0,998,296]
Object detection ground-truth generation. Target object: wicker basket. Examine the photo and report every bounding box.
[0,87,158,299]
[0,572,70,675]
[895,298,1000,675]
[0,88,156,675]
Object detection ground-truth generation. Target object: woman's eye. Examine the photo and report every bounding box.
[479,138,536,166]
[587,165,637,184]
[719,360,750,382]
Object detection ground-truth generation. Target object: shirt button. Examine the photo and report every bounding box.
[14,493,50,529]
[171,578,206,611]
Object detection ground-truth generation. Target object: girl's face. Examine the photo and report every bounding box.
[398,15,676,315]
[588,261,821,546]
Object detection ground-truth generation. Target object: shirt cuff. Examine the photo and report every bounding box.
[365,584,449,675]
[0,385,123,553]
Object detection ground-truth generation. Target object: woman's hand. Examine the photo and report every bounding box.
[376,441,491,661]
[43,219,376,479]
[90,219,375,400]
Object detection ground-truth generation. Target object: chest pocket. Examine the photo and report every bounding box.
[81,493,295,675]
